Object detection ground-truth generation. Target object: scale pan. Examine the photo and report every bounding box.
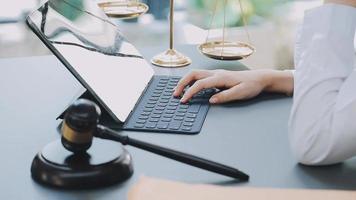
[198,41,255,60]
[98,1,149,19]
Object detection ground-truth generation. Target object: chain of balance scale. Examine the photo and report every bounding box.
[198,0,255,60]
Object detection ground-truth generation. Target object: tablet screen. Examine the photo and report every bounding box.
[27,0,154,122]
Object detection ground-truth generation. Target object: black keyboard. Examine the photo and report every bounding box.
[123,76,215,134]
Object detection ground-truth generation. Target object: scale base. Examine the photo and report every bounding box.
[151,49,191,68]
[31,139,133,189]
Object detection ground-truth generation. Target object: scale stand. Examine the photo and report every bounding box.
[151,0,191,68]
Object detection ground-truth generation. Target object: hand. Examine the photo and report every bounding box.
[173,69,294,104]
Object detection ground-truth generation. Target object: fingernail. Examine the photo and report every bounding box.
[209,97,218,104]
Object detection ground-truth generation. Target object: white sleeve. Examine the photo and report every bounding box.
[288,4,356,165]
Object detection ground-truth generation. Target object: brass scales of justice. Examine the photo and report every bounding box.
[97,0,149,19]
[97,0,255,68]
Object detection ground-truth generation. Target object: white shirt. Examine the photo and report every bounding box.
[288,4,356,165]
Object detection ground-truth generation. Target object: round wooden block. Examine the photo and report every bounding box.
[31,139,133,189]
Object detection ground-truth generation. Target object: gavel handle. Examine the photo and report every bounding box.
[96,125,249,181]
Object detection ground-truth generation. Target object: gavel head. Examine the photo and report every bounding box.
[61,99,101,153]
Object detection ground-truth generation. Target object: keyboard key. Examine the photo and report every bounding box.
[149,118,159,122]
[168,84,176,87]
[165,110,175,114]
[161,96,171,100]
[155,107,165,111]
[194,90,205,98]
[178,109,187,113]
[166,86,175,90]
[169,121,182,130]
[188,104,200,113]
[171,98,180,103]
[163,92,173,97]
[148,100,157,104]
[169,102,179,106]
[157,103,167,107]
[179,104,189,109]
[159,80,168,84]
[174,116,184,121]
[163,114,174,118]
[159,99,169,103]
[167,87,175,91]
[143,108,153,112]
[138,116,149,120]
[145,104,155,108]
[157,122,169,129]
[152,93,161,97]
[183,122,194,127]
[186,113,197,118]
[146,122,157,128]
[141,112,150,116]
[134,123,144,128]
[153,90,162,94]
[151,114,161,118]
[150,97,159,101]
[162,118,172,122]
[185,118,195,123]
[204,88,216,96]
[147,100,156,105]
[171,77,180,81]
[153,110,163,114]
[182,126,192,131]
[167,106,177,110]
[136,120,146,124]
[176,112,185,117]
[156,86,165,90]
[190,97,208,104]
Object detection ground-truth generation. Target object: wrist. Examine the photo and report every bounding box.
[263,70,294,96]
[260,69,276,91]
[324,0,356,7]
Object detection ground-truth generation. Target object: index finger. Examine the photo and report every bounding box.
[173,70,212,97]
[180,77,219,103]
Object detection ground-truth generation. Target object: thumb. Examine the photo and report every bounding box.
[209,84,246,104]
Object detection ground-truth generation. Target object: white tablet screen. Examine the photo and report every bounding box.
[27,0,154,122]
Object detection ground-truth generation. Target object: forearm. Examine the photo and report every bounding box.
[263,70,294,96]
[324,0,356,7]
